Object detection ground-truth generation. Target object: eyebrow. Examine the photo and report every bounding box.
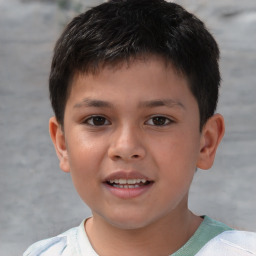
[74,98,185,110]
[74,98,114,108]
[138,99,185,110]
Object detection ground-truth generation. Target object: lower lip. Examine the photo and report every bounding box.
[103,183,153,199]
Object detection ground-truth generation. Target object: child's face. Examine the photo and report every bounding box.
[53,57,206,229]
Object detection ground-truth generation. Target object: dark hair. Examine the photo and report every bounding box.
[49,0,220,129]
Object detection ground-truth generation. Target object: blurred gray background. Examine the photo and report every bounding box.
[0,0,255,255]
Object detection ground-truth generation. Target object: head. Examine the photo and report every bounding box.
[49,0,220,130]
[49,0,225,231]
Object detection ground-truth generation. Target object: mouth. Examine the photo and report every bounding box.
[106,178,152,189]
[103,171,154,198]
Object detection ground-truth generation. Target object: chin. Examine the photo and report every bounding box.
[103,211,157,231]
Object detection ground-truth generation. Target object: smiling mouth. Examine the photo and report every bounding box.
[106,179,152,189]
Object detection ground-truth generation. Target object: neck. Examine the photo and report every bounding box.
[85,208,202,256]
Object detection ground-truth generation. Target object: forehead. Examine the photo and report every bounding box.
[70,55,187,93]
[65,56,197,115]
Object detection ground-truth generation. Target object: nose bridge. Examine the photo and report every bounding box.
[108,122,146,161]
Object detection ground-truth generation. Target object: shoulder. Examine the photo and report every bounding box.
[196,230,256,256]
[23,226,79,256]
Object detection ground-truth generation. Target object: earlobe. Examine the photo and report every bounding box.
[49,117,70,173]
[197,114,225,170]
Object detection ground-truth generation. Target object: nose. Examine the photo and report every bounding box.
[108,125,146,161]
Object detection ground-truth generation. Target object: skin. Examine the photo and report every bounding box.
[50,56,225,255]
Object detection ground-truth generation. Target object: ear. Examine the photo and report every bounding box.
[197,114,225,170]
[49,117,70,173]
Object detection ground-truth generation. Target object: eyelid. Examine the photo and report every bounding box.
[145,115,174,126]
[83,115,111,126]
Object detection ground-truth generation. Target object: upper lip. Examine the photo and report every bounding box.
[103,171,152,183]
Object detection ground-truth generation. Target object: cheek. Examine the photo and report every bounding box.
[153,132,200,176]
[66,130,107,168]
[68,145,102,176]
[66,140,104,204]
[65,136,103,191]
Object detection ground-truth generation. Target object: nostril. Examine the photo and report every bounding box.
[132,154,139,159]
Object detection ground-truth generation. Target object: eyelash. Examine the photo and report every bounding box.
[145,116,173,126]
[83,115,111,126]
[83,115,173,127]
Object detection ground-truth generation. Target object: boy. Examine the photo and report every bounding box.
[24,0,256,255]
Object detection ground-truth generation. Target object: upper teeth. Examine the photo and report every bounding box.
[108,179,146,184]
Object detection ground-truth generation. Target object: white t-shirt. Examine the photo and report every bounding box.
[23,216,256,256]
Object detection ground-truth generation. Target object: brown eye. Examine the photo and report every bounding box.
[152,117,167,126]
[146,116,172,126]
[85,116,110,126]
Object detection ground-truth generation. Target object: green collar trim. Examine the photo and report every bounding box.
[171,216,233,256]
